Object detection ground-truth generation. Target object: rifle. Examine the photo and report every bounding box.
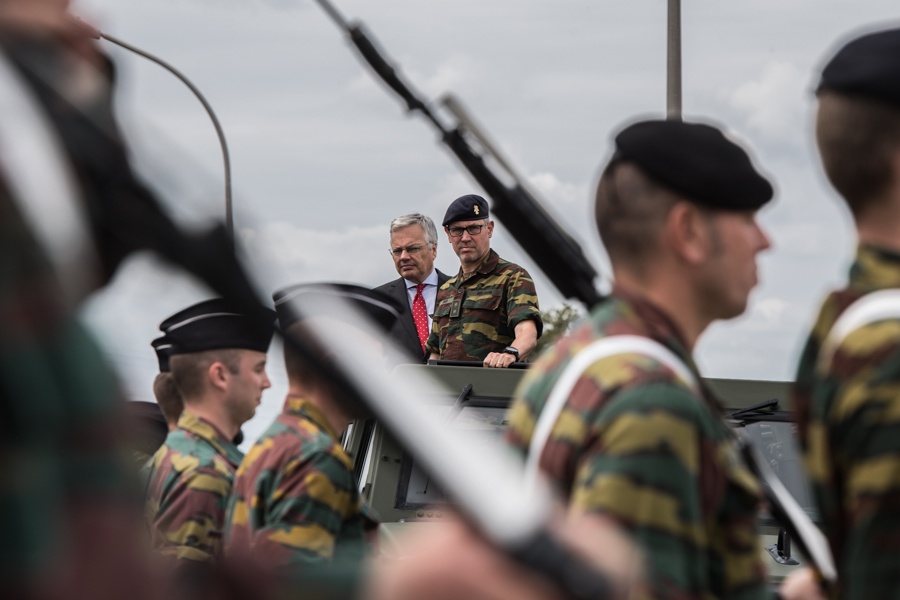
[314,0,604,310]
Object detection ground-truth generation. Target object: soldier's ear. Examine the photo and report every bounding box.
[666,202,709,265]
[207,361,229,392]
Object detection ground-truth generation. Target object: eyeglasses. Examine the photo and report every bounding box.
[389,244,428,258]
[446,224,484,238]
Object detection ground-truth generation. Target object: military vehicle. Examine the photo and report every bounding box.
[343,362,811,585]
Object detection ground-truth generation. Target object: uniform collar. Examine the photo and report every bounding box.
[456,248,499,281]
[608,287,713,404]
[176,411,243,467]
[283,395,341,441]
[849,243,900,293]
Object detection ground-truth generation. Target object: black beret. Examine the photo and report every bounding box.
[159,299,275,356]
[612,119,773,211]
[151,335,175,372]
[442,194,490,226]
[273,283,403,333]
[818,27,900,107]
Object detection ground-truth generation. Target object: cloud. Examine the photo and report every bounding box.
[717,63,807,146]
[240,221,391,290]
[724,61,811,145]
[347,51,483,104]
[527,171,588,210]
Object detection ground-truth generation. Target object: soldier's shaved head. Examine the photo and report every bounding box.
[595,162,679,272]
[816,91,900,218]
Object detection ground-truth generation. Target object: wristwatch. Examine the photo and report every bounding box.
[502,346,519,360]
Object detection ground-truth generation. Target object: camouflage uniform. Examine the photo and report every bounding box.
[224,396,376,574]
[145,411,243,566]
[424,249,542,361]
[505,291,767,600]
[794,244,900,599]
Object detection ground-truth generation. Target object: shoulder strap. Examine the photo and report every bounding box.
[524,334,699,489]
[819,288,900,370]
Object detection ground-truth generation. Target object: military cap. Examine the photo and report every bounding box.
[818,27,900,107]
[612,119,773,210]
[159,298,275,356]
[150,335,175,372]
[273,283,402,333]
[442,194,490,226]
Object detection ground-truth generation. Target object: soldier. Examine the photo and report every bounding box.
[787,26,900,600]
[224,283,402,577]
[145,298,274,589]
[152,334,183,430]
[425,193,542,368]
[505,119,777,599]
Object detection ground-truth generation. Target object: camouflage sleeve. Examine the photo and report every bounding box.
[425,287,450,355]
[806,320,900,599]
[570,384,763,600]
[505,268,542,337]
[424,323,440,355]
[569,384,705,598]
[249,450,359,569]
[150,464,232,563]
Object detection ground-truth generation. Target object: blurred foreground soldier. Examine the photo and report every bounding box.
[374,212,450,363]
[425,193,542,367]
[224,284,402,577]
[152,334,183,430]
[506,119,776,599]
[0,3,184,599]
[790,26,900,600]
[145,299,273,591]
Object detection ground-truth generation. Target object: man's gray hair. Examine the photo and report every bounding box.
[389,212,438,246]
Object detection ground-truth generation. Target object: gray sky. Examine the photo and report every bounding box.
[73,0,900,445]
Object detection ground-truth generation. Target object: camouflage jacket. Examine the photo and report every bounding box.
[145,411,243,566]
[793,244,900,600]
[224,396,376,576]
[424,249,542,361]
[505,291,767,600]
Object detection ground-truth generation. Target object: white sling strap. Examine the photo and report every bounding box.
[818,289,900,371]
[524,334,699,490]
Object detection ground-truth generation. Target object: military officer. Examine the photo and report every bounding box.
[145,299,274,588]
[224,283,403,576]
[788,26,900,600]
[505,119,777,599]
[425,193,542,367]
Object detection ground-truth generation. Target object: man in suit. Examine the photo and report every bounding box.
[374,212,449,363]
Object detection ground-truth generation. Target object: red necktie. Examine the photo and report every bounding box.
[412,283,428,352]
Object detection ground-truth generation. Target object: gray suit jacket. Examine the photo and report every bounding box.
[374,270,450,363]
